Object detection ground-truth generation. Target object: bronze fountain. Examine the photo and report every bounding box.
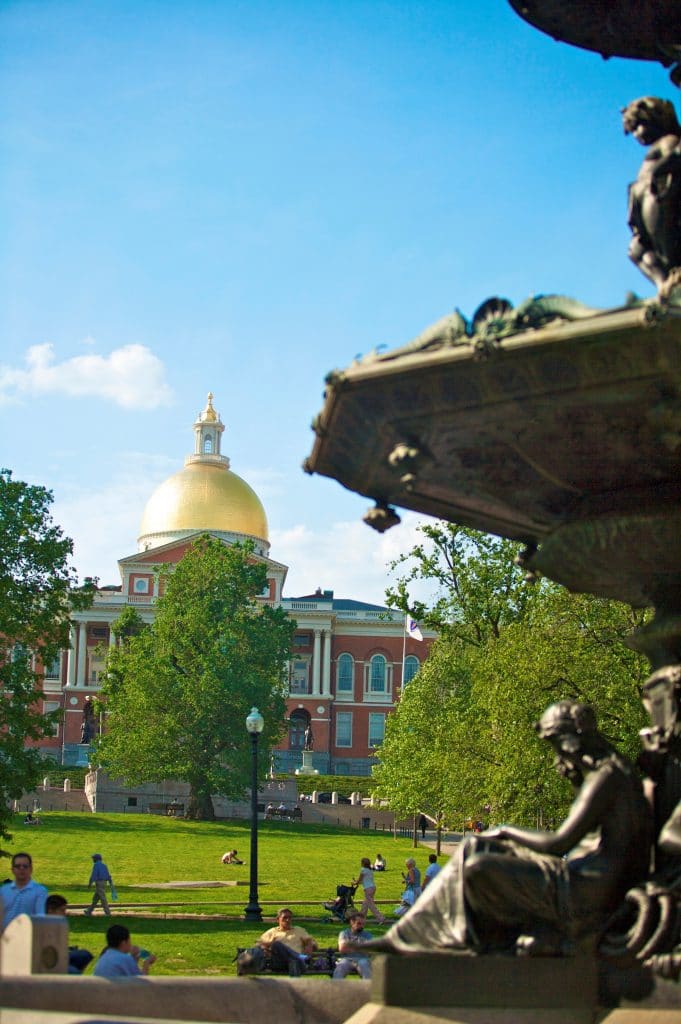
[305,3,681,1019]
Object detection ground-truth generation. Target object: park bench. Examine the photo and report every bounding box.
[264,806,302,822]
[235,947,340,977]
[147,802,185,817]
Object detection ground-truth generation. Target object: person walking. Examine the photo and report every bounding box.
[418,814,427,839]
[0,853,48,930]
[353,857,387,925]
[85,853,114,916]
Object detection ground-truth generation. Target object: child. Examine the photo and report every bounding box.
[221,849,244,864]
[93,924,156,977]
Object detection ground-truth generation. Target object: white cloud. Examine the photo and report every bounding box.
[0,342,173,408]
[272,510,442,607]
[52,453,177,585]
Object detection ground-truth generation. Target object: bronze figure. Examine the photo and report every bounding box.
[364,702,651,956]
[623,96,681,297]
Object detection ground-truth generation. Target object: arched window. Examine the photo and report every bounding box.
[337,654,354,696]
[370,654,386,694]
[404,655,419,685]
[203,434,213,453]
[288,709,309,750]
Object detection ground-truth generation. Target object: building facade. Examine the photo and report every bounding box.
[35,395,433,775]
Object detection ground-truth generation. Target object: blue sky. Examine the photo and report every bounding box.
[0,1,673,602]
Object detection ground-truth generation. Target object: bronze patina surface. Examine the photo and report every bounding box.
[507,1,681,69]
[305,297,681,609]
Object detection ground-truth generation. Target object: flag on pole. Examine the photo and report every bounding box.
[405,615,424,642]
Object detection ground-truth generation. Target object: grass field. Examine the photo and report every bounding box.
[4,812,426,976]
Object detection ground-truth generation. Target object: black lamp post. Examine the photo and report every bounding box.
[244,706,264,922]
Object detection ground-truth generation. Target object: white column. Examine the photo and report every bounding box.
[76,624,87,687]
[66,627,77,687]
[322,629,331,696]
[312,629,321,696]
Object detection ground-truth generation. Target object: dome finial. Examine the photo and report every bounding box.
[200,393,219,423]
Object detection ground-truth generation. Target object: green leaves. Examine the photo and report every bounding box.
[0,469,94,849]
[98,536,294,819]
[378,522,649,828]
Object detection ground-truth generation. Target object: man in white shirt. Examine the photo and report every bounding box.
[1,852,48,930]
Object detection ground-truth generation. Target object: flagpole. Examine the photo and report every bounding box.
[401,615,407,690]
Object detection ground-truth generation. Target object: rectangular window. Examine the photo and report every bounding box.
[127,797,138,807]
[336,712,353,748]
[293,633,311,647]
[368,713,386,748]
[43,700,60,738]
[290,660,309,695]
[44,653,61,679]
[89,626,108,639]
[12,644,30,665]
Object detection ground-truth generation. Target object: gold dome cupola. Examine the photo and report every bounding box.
[137,394,269,556]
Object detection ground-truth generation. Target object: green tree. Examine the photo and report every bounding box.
[371,641,492,850]
[0,469,94,850]
[98,536,294,819]
[378,522,650,829]
[385,522,540,642]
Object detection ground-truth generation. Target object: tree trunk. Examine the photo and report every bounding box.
[186,781,215,820]
[436,824,442,857]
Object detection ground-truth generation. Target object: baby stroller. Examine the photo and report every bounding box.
[323,883,357,922]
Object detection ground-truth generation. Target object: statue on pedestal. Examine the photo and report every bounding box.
[303,724,314,751]
[80,696,97,744]
[365,702,652,957]
[623,96,681,298]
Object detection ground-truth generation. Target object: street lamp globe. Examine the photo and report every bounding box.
[246,707,264,734]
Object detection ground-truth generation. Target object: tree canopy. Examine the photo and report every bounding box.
[98,536,294,819]
[376,522,649,828]
[0,469,94,850]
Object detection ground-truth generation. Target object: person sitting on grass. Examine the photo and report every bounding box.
[333,910,373,980]
[373,854,386,872]
[46,894,93,974]
[258,908,318,977]
[221,849,243,865]
[93,924,156,977]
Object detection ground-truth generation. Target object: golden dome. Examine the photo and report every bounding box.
[138,460,269,546]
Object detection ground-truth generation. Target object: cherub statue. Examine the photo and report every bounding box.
[623,96,681,298]
[364,701,652,957]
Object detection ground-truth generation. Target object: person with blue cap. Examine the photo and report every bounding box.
[84,853,114,916]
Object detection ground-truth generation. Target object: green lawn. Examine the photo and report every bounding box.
[5,812,424,975]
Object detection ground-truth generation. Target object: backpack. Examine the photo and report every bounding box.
[236,946,267,975]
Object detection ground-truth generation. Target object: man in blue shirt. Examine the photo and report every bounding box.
[1,852,48,930]
[85,853,113,916]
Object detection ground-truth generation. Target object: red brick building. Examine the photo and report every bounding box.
[37,395,434,775]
